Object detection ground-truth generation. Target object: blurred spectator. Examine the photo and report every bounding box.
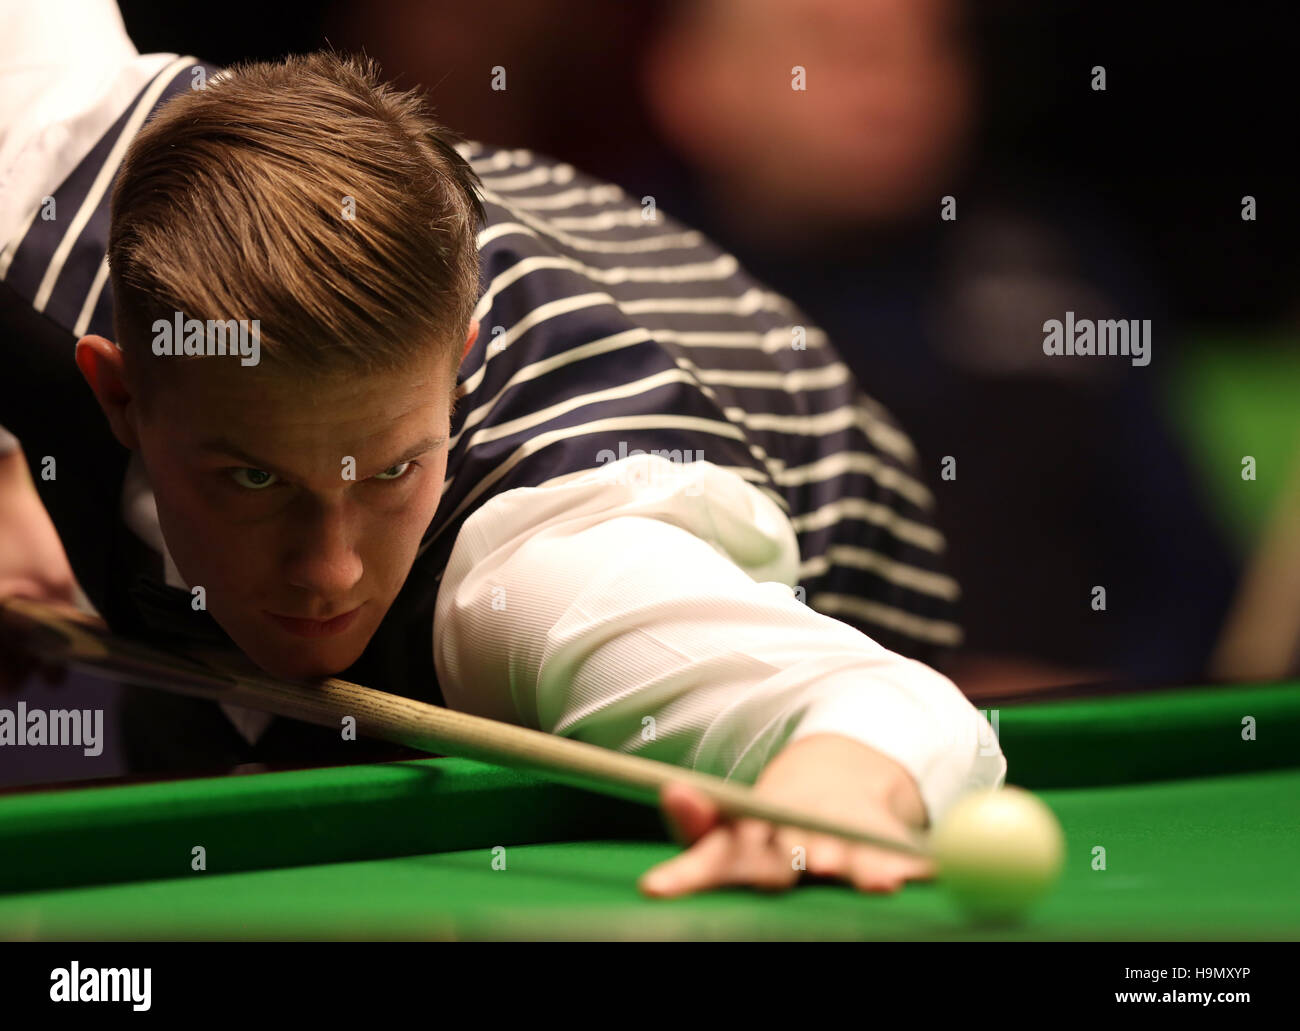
[635,0,1240,687]
[642,0,974,238]
[322,0,663,189]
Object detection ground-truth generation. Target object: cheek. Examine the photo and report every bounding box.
[335,459,445,586]
[152,489,266,594]
[378,462,447,555]
[143,459,272,591]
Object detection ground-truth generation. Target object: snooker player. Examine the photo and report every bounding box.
[0,1,1004,897]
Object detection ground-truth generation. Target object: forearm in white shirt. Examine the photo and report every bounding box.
[435,454,1006,822]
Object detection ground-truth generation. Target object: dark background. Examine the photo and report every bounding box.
[117,0,1300,331]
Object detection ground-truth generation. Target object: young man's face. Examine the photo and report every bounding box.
[79,324,476,680]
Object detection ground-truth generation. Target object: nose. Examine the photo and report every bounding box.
[281,497,364,604]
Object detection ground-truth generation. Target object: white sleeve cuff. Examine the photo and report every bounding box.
[784,663,1007,823]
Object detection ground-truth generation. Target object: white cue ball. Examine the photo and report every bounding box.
[931,786,1065,924]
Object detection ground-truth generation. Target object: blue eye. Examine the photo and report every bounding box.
[230,468,279,490]
[374,461,414,481]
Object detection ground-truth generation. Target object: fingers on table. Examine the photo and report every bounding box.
[775,826,912,892]
[649,781,936,897]
[641,819,799,897]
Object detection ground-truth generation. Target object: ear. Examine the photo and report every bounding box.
[461,319,480,363]
[74,336,141,450]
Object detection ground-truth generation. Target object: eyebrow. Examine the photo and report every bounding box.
[198,435,449,480]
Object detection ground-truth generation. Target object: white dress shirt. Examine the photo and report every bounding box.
[0,0,173,256]
[2,0,1006,821]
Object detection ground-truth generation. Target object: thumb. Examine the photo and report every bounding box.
[658,781,723,846]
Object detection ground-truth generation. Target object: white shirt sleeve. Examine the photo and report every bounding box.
[434,453,1006,822]
[0,0,175,252]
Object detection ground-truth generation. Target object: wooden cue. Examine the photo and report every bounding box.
[0,596,928,857]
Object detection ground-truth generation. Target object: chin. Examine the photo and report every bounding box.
[243,640,368,683]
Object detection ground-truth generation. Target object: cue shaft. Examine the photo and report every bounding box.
[0,596,929,857]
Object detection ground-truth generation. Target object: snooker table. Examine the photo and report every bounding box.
[0,679,1297,941]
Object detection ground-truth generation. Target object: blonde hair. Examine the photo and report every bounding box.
[108,51,485,384]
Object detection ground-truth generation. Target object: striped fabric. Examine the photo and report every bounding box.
[1,58,960,698]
